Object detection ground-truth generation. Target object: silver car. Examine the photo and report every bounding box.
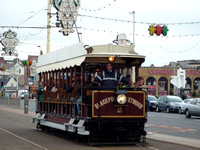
[185,98,200,118]
[178,98,193,114]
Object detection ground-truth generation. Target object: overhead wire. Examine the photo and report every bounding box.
[0,11,35,20]
[78,14,200,25]
[17,5,47,25]
[80,0,117,12]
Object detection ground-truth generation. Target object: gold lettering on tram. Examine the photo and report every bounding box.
[94,96,115,109]
[127,97,143,109]
[117,107,123,113]
[94,96,143,110]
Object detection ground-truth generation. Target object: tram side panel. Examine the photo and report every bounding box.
[92,90,146,119]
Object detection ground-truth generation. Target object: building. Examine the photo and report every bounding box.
[0,55,38,97]
[139,60,200,96]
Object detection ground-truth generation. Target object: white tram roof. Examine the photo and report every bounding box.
[37,42,145,73]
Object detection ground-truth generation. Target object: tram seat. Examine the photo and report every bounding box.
[73,120,89,135]
[64,118,75,132]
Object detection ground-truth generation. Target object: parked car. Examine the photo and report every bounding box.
[18,91,28,99]
[156,95,182,113]
[18,90,28,99]
[178,98,193,114]
[148,95,158,111]
[185,98,200,118]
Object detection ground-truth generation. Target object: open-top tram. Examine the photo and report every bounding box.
[33,42,147,144]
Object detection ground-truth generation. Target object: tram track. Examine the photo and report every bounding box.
[0,127,47,150]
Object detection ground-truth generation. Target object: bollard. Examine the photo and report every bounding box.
[24,94,29,114]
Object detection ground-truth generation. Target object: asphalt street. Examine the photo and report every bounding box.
[0,106,200,150]
[146,111,200,139]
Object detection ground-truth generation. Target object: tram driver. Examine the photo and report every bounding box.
[91,63,131,88]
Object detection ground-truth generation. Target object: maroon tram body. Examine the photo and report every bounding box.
[33,42,147,144]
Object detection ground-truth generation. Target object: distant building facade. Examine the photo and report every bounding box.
[0,55,38,96]
[139,60,200,96]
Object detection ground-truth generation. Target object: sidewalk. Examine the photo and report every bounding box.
[147,133,200,149]
[0,105,35,117]
[1,105,200,149]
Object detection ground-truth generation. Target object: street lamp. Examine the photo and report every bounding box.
[37,45,43,55]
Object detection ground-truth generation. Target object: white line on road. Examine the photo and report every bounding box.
[162,116,178,119]
[0,127,47,150]
[136,144,160,150]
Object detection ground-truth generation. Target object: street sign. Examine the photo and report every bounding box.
[170,68,186,88]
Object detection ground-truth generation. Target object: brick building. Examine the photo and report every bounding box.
[139,60,200,96]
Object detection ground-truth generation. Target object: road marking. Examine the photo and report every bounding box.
[136,143,159,150]
[0,127,47,150]
[162,116,178,119]
[146,146,160,150]
[160,125,168,128]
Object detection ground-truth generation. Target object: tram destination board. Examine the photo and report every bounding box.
[92,90,145,118]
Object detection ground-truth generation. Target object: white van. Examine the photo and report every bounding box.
[18,90,28,99]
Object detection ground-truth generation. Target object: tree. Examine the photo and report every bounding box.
[169,88,174,95]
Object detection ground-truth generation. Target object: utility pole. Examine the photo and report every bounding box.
[129,11,136,82]
[16,58,19,91]
[46,0,51,53]
[128,11,135,54]
[131,11,135,50]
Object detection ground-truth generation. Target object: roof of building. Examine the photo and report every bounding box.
[4,76,21,86]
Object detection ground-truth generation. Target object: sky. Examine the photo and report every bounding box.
[0,0,200,66]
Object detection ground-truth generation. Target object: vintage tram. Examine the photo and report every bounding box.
[33,42,147,144]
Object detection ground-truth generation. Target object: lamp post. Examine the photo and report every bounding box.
[14,58,20,97]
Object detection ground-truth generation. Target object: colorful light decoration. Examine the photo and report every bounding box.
[23,60,32,66]
[162,25,169,36]
[148,24,156,36]
[0,29,19,55]
[54,0,80,36]
[0,67,6,71]
[155,25,163,36]
[148,24,169,36]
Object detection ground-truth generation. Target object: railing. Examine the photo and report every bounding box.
[0,97,20,109]
[0,97,37,112]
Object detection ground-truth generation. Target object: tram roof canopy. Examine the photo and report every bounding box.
[37,42,86,73]
[37,42,145,73]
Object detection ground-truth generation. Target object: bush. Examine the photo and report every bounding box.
[191,90,196,97]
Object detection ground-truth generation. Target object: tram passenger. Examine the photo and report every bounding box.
[131,76,144,88]
[51,83,58,100]
[70,75,82,115]
[92,63,131,88]
[38,82,43,102]
[51,84,58,93]
[131,76,149,111]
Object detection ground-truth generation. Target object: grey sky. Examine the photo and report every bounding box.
[0,0,200,66]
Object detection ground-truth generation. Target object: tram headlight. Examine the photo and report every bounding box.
[117,94,127,104]
[115,90,127,105]
[108,56,115,62]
